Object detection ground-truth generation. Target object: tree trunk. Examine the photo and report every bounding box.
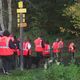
[0,0,5,31]
[7,0,12,33]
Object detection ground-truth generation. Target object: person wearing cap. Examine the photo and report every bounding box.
[0,30,16,74]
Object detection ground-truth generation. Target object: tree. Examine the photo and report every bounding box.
[62,3,80,36]
[0,0,5,31]
[0,0,13,32]
[7,0,12,33]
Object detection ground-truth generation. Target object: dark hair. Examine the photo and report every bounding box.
[41,40,45,48]
[3,30,10,37]
[14,36,17,40]
[45,40,49,44]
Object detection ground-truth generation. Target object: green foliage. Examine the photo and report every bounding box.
[45,64,65,80]
[64,64,79,80]
[62,3,80,36]
[0,64,80,80]
[27,0,68,37]
[45,64,80,80]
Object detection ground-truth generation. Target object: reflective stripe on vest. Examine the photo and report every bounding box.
[0,36,14,56]
[0,46,9,48]
[44,50,50,52]
[0,37,9,48]
[36,44,41,47]
[23,42,28,50]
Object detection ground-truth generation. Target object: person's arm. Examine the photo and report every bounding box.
[9,40,16,49]
[27,43,31,49]
[16,41,20,49]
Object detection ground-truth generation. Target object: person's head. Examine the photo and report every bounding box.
[56,38,59,42]
[9,33,14,37]
[27,38,31,42]
[3,30,10,37]
[38,37,41,39]
[59,38,63,41]
[71,42,74,46]
[14,35,17,40]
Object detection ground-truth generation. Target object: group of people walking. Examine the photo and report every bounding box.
[0,30,76,74]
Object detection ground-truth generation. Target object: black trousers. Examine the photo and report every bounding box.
[1,55,13,72]
[69,52,75,60]
[53,53,61,62]
[36,52,43,68]
[23,55,32,69]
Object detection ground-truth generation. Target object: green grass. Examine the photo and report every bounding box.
[0,68,46,80]
[0,64,80,80]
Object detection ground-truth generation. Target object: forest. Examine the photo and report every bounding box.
[0,0,80,80]
[0,0,80,38]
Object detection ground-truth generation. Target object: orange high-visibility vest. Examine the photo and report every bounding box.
[0,36,14,56]
[43,44,50,56]
[17,42,31,56]
[68,43,75,53]
[0,36,2,40]
[9,36,14,41]
[58,41,64,53]
[52,42,60,53]
[58,41,64,48]
[34,38,43,52]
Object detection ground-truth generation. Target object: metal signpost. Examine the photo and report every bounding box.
[17,1,27,71]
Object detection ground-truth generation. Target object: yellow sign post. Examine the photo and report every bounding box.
[18,1,23,8]
[17,1,27,27]
[17,1,27,71]
[17,8,27,13]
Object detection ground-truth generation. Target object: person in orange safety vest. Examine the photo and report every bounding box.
[34,37,43,52]
[68,41,76,60]
[42,40,50,68]
[58,38,64,53]
[42,41,50,57]
[12,36,20,69]
[52,38,60,63]
[17,38,32,69]
[34,37,45,68]
[0,30,16,74]
[58,38,64,62]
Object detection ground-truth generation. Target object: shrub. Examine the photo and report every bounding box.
[45,64,80,80]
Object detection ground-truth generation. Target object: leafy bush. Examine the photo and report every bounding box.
[0,63,80,80]
[62,3,80,36]
[45,64,80,80]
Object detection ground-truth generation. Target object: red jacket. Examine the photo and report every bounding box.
[0,36,14,56]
